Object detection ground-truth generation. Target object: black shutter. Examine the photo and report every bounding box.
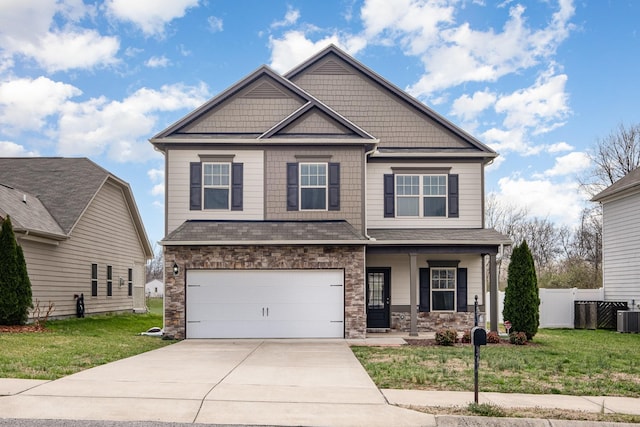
[419,268,430,312]
[448,174,459,218]
[231,163,243,211]
[383,174,395,218]
[328,162,340,211]
[286,163,298,211]
[189,162,202,210]
[456,268,467,312]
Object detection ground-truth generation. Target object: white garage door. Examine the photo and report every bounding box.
[186,269,344,338]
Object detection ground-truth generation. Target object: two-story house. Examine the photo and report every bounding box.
[151,45,510,340]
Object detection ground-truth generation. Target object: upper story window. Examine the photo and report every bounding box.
[396,174,447,217]
[203,163,230,210]
[300,163,327,210]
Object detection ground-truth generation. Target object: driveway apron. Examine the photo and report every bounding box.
[0,339,436,426]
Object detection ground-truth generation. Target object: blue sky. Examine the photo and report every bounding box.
[0,0,638,246]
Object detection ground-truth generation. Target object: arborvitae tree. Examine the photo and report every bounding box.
[0,216,32,325]
[503,240,540,340]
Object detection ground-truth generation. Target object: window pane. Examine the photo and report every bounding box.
[424,197,446,216]
[367,272,385,309]
[423,175,446,195]
[432,290,455,311]
[301,188,326,209]
[397,175,419,195]
[204,188,229,209]
[397,197,419,216]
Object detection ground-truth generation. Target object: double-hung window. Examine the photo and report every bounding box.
[300,163,327,210]
[91,264,98,297]
[127,268,133,297]
[107,265,113,297]
[431,268,456,311]
[203,163,230,210]
[396,174,447,217]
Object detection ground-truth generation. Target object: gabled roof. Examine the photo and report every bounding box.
[150,65,377,149]
[0,158,152,257]
[592,167,640,202]
[0,184,66,240]
[162,220,367,245]
[285,45,497,158]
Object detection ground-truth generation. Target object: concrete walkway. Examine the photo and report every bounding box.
[0,339,639,426]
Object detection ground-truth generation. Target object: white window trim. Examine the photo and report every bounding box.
[396,174,447,217]
[431,267,456,312]
[299,162,328,211]
[202,162,231,210]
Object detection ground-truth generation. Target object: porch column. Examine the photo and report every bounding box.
[409,253,418,336]
[489,253,498,333]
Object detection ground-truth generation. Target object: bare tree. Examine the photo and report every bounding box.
[581,122,640,196]
[145,244,164,282]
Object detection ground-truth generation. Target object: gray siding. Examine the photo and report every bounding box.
[19,181,148,318]
[265,147,364,230]
[277,111,352,135]
[291,61,468,148]
[601,194,640,303]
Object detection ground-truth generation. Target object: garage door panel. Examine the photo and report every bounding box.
[186,269,345,339]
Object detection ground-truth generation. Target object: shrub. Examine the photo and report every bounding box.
[509,331,527,345]
[435,328,458,346]
[0,216,32,325]
[461,329,471,344]
[503,240,540,340]
[468,402,506,417]
[487,331,501,344]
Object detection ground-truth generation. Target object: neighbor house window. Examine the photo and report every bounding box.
[203,162,230,209]
[300,163,327,210]
[91,263,98,297]
[127,268,133,297]
[431,268,456,311]
[107,265,113,297]
[396,174,447,217]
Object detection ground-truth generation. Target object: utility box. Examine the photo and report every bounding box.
[617,311,640,333]
[471,327,487,346]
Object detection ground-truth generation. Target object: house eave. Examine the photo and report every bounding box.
[369,151,497,160]
[160,240,367,246]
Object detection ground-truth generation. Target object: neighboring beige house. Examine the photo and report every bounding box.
[151,45,510,340]
[592,167,640,308]
[145,279,164,298]
[0,158,153,318]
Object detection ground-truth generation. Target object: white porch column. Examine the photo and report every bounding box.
[489,253,498,333]
[409,253,418,336]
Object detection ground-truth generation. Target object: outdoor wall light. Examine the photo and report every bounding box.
[172,262,179,276]
[119,277,124,287]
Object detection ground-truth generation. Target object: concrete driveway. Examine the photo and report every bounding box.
[0,340,435,426]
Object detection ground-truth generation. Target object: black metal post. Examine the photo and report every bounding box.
[474,295,479,403]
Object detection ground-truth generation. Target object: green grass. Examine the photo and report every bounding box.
[146,297,163,315]
[0,310,173,380]
[352,329,640,397]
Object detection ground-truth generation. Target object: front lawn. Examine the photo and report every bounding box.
[0,310,173,380]
[352,329,640,397]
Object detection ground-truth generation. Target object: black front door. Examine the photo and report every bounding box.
[366,267,390,328]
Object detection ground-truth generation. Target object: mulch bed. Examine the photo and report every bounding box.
[405,338,518,346]
[0,324,48,333]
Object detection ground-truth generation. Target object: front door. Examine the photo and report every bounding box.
[366,267,390,328]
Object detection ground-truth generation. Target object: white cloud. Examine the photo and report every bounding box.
[540,152,590,177]
[145,56,170,68]
[0,141,38,157]
[208,16,223,32]
[0,1,119,72]
[105,0,199,36]
[495,175,586,227]
[151,183,165,196]
[547,142,573,153]
[450,89,496,122]
[481,127,542,156]
[271,7,300,28]
[0,77,81,131]
[57,82,209,162]
[148,168,165,182]
[494,69,569,131]
[20,30,119,72]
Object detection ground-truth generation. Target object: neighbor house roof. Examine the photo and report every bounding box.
[162,220,367,245]
[367,228,511,246]
[592,167,640,202]
[0,184,66,240]
[0,157,153,257]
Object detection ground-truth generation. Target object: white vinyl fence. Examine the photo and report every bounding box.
[485,288,604,330]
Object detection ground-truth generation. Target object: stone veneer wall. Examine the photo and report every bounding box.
[164,244,366,339]
[391,311,476,332]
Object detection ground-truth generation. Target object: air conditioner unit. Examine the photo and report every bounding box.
[617,311,640,333]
